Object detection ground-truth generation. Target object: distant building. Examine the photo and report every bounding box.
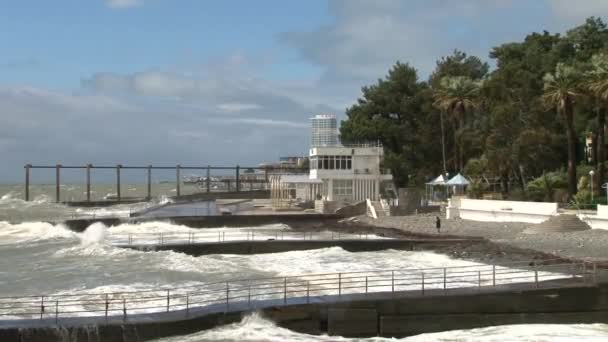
[309,142,392,202]
[271,113,393,207]
[311,114,339,147]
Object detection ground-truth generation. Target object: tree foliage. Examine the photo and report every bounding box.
[341,17,608,197]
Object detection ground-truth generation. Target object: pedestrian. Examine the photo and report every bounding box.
[435,216,441,234]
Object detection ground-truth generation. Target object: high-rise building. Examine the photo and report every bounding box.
[311,114,339,147]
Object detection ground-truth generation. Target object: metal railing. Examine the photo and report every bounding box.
[110,230,377,246]
[0,259,595,323]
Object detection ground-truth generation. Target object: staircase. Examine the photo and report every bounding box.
[366,199,390,219]
[523,214,591,234]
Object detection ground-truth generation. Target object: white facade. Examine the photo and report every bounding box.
[311,114,339,147]
[309,145,392,202]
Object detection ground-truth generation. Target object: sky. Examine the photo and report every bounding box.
[1,0,608,182]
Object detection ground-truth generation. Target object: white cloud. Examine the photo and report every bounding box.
[105,0,142,9]
[216,103,262,113]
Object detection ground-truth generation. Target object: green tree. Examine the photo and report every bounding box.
[340,62,434,187]
[432,76,482,172]
[585,53,608,192]
[542,63,583,198]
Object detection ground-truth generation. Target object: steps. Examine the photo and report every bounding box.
[523,214,591,234]
[366,200,390,219]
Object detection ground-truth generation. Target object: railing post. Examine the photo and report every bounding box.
[40,296,44,320]
[307,281,310,304]
[583,262,587,284]
[391,270,395,293]
[492,265,496,287]
[166,289,170,312]
[105,293,109,321]
[186,294,189,317]
[338,273,342,296]
[222,231,225,242]
[128,234,132,246]
[284,277,287,304]
[225,282,229,311]
[176,165,181,197]
[122,298,126,322]
[116,164,122,202]
[534,268,539,288]
[236,165,240,192]
[248,285,252,308]
[55,164,61,203]
[421,272,425,295]
[365,276,368,294]
[147,165,152,200]
[443,268,447,292]
[478,271,481,289]
[86,164,91,202]
[206,165,211,193]
[25,164,31,202]
[55,300,59,324]
[593,263,598,285]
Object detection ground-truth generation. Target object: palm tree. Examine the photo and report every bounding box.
[586,53,608,196]
[432,76,481,171]
[542,63,582,199]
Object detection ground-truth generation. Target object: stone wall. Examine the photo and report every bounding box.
[447,198,558,223]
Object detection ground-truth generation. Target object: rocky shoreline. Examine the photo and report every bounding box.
[290,214,608,268]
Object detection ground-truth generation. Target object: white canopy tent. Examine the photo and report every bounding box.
[446,173,470,195]
[425,174,448,203]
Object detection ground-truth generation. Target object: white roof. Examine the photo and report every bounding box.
[426,174,446,185]
[446,173,470,186]
[279,175,323,184]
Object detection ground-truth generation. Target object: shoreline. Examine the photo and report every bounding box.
[290,216,608,268]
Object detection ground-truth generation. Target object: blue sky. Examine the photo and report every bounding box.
[1,0,607,181]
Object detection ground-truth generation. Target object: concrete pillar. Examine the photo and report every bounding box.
[55,164,61,203]
[206,166,211,193]
[24,164,31,201]
[236,165,240,192]
[116,165,122,201]
[176,165,181,197]
[147,165,152,200]
[86,164,92,202]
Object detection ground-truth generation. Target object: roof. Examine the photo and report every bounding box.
[279,175,323,184]
[426,174,446,185]
[446,173,470,186]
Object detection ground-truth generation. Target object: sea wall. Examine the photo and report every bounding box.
[122,239,472,256]
[61,214,342,232]
[447,199,558,223]
[4,282,607,341]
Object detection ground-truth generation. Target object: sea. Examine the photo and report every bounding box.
[1,184,607,341]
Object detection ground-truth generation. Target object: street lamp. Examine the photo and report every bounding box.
[590,170,595,202]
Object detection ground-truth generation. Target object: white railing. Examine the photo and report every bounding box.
[366,199,378,219]
[110,230,377,246]
[0,260,594,323]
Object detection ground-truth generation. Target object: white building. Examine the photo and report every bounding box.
[311,114,339,147]
[271,114,393,207]
[309,143,392,202]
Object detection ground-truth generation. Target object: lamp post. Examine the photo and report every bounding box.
[590,170,595,202]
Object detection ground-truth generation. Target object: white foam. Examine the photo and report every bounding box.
[0,221,77,245]
[152,314,608,341]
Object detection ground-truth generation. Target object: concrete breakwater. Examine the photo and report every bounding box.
[121,238,478,256]
[1,276,605,342]
[61,214,342,232]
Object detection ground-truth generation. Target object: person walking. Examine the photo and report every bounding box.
[435,216,441,234]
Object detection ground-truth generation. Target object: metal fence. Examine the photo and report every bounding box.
[0,259,595,323]
[109,230,378,246]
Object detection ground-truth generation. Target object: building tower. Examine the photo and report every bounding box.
[311,114,339,147]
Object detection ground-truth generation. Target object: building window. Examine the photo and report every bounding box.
[312,155,353,170]
[333,179,353,199]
